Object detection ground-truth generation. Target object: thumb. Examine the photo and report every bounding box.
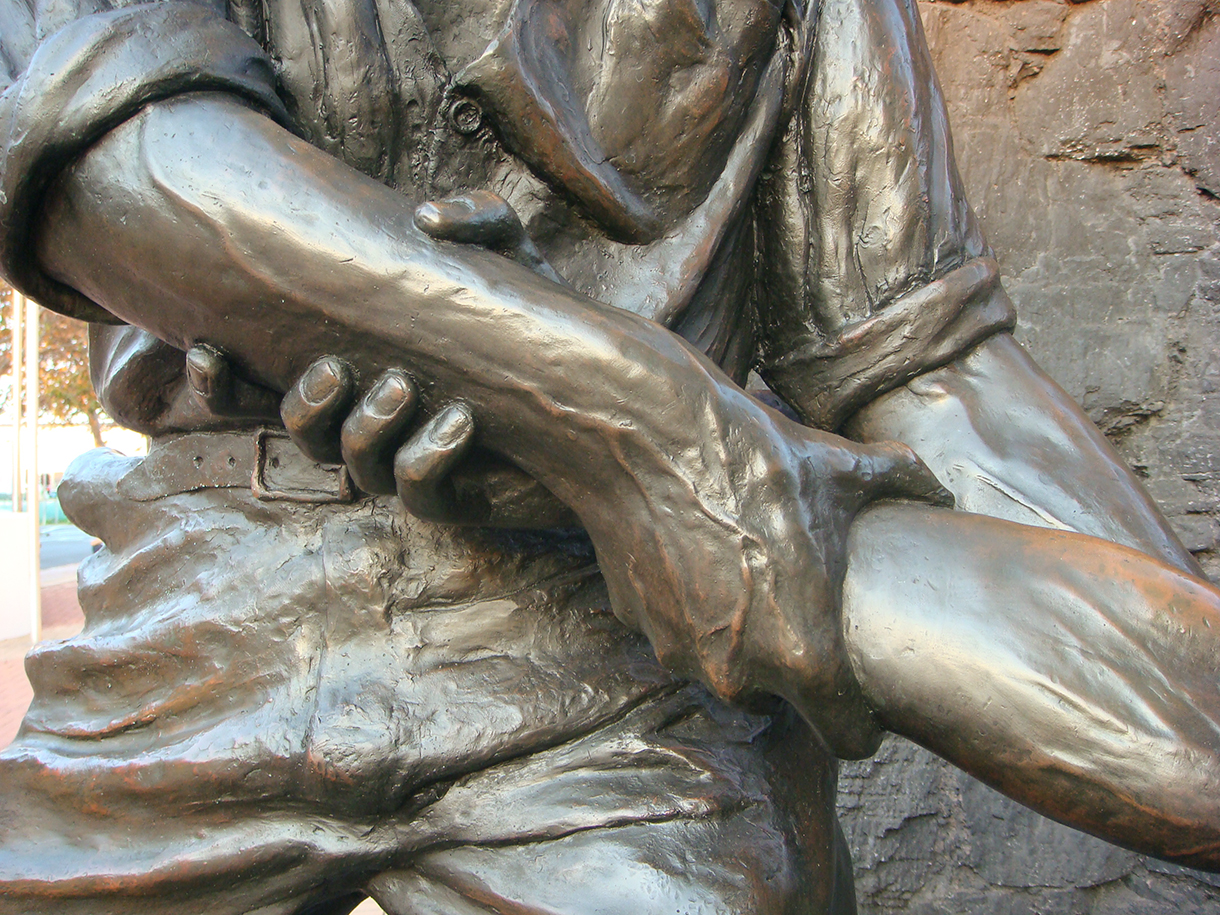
[184,343,233,414]
[414,191,523,249]
[185,343,280,421]
[414,192,567,286]
[851,441,955,510]
[393,403,477,523]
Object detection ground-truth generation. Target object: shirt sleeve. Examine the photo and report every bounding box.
[0,1,290,323]
[754,0,1016,430]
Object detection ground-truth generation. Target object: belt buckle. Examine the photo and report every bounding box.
[253,429,355,503]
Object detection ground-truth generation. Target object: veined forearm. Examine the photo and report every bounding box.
[41,92,933,755]
[843,503,1220,870]
[41,94,730,498]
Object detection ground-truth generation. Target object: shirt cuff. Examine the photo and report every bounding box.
[0,2,290,323]
[760,257,1018,431]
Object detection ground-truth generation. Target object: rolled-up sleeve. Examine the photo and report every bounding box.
[0,1,289,322]
[755,0,1015,430]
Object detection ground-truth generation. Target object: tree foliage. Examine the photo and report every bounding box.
[0,285,106,445]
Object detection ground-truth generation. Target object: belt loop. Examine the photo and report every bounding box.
[117,429,355,503]
[253,429,355,503]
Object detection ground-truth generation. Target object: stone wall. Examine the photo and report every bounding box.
[836,1,1220,912]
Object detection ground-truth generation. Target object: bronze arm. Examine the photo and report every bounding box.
[38,92,945,758]
[34,92,1220,868]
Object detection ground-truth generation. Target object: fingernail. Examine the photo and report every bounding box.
[413,202,443,234]
[431,404,474,446]
[367,371,412,418]
[301,359,343,405]
[185,350,213,399]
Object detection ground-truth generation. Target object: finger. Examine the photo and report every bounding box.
[852,441,955,510]
[185,344,234,415]
[186,344,281,421]
[340,370,420,495]
[393,403,476,522]
[281,356,356,464]
[414,191,522,249]
[415,193,567,286]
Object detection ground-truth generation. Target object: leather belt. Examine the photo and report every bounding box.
[117,428,355,504]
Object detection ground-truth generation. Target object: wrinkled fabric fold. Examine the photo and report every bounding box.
[0,2,288,322]
[762,257,1016,429]
[755,0,1014,429]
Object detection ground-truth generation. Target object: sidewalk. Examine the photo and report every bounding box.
[0,564,84,748]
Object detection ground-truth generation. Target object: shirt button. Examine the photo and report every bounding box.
[449,98,484,135]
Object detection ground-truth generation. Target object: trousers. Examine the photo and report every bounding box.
[0,440,851,915]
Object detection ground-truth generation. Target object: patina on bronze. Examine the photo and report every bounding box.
[0,0,1217,913]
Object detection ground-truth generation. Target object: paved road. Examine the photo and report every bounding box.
[40,524,96,569]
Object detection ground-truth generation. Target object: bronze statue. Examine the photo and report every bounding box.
[0,0,1217,912]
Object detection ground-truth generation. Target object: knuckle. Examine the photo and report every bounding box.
[280,392,313,435]
[392,443,427,483]
[340,426,386,478]
[394,446,437,486]
[868,442,915,479]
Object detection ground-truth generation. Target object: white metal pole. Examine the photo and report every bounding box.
[25,295,39,642]
[10,291,21,513]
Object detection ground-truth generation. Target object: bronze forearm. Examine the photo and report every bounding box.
[39,91,947,757]
[844,503,1220,871]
